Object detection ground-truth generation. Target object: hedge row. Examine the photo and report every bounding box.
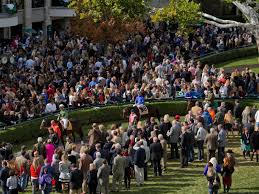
[199,45,257,65]
[0,101,188,144]
[2,99,259,144]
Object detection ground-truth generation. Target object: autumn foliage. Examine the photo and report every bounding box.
[71,17,146,43]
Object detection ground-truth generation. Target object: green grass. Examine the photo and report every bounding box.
[17,123,259,194]
[217,55,258,68]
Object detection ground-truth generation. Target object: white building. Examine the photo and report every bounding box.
[0,0,75,39]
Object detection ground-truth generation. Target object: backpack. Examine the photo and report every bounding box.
[39,174,52,185]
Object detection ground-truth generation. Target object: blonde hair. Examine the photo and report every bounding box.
[32,158,40,170]
[61,153,68,162]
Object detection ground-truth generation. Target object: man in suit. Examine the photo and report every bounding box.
[150,137,163,176]
[180,127,189,168]
[97,159,110,194]
[205,128,218,162]
[112,149,126,192]
[134,141,146,186]
[0,161,10,194]
[79,146,93,194]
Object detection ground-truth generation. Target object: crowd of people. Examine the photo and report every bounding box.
[0,98,259,194]
[1,22,258,126]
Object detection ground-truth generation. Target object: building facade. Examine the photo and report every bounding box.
[0,0,75,39]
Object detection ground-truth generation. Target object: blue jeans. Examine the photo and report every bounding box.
[197,140,204,160]
[188,145,194,162]
[31,179,39,194]
[19,173,28,191]
[209,188,218,194]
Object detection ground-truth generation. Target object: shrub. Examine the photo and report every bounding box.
[0,101,188,144]
[0,99,258,144]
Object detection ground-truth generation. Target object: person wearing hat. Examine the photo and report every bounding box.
[58,104,69,130]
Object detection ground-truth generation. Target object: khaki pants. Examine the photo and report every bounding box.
[161,152,167,170]
[134,165,144,186]
[69,188,81,194]
[112,173,123,191]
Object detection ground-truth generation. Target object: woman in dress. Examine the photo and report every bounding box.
[59,153,71,191]
[221,156,235,193]
[45,139,55,164]
[241,127,252,159]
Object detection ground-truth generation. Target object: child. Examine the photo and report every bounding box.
[39,168,52,194]
[6,170,18,194]
[206,162,220,194]
[221,156,235,193]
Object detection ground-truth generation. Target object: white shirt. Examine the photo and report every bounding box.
[255,110,259,123]
[45,103,57,113]
[196,127,207,141]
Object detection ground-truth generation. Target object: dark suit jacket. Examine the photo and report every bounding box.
[134,147,146,168]
[150,142,163,161]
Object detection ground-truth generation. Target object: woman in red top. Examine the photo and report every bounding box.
[30,158,41,194]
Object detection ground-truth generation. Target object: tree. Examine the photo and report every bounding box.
[202,0,259,60]
[71,17,146,43]
[151,0,201,31]
[68,0,150,43]
[69,0,150,22]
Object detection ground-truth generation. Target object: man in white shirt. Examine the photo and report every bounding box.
[195,122,207,161]
[45,100,57,113]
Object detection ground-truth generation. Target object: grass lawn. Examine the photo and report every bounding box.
[13,116,259,194]
[217,55,258,68]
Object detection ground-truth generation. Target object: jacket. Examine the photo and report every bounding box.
[112,155,126,176]
[134,147,146,168]
[150,142,163,160]
[70,168,83,189]
[97,164,110,186]
[205,133,218,150]
[0,166,10,185]
[218,129,227,147]
[167,123,181,144]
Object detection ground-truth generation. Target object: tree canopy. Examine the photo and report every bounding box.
[151,0,201,30]
[68,0,150,22]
